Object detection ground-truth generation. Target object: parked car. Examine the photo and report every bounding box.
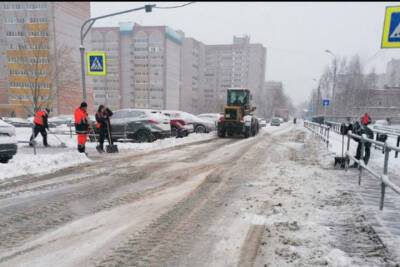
[162,110,215,134]
[49,115,74,126]
[161,111,193,137]
[270,117,281,126]
[92,109,171,143]
[197,113,223,127]
[0,119,18,163]
[257,118,267,128]
[2,117,33,128]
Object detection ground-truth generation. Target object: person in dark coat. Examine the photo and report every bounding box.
[95,105,113,153]
[350,113,374,168]
[30,108,50,147]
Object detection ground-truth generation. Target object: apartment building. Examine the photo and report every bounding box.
[0,2,92,117]
[90,26,267,115]
[113,22,183,110]
[180,36,206,114]
[203,36,266,113]
[91,27,120,111]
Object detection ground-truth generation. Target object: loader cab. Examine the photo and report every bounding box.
[227,89,251,107]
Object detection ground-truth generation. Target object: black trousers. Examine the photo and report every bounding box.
[30,125,48,146]
[98,127,110,149]
[355,142,371,165]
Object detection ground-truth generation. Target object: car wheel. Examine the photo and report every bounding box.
[195,125,206,133]
[171,126,178,137]
[136,129,151,143]
[0,157,10,163]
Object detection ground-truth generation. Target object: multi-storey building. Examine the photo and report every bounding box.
[0,2,92,117]
[203,36,266,113]
[114,22,183,110]
[181,36,205,114]
[90,27,267,115]
[91,27,120,111]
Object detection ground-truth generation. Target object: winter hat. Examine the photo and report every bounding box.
[80,101,88,108]
[361,113,371,125]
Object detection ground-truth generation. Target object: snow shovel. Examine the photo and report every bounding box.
[105,121,118,153]
[334,123,348,169]
[48,131,67,148]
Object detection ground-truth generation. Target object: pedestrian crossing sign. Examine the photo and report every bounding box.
[381,6,400,48]
[86,52,106,76]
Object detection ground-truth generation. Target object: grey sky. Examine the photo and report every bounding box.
[90,1,400,105]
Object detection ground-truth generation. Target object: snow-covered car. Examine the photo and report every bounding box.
[0,119,17,163]
[257,118,267,128]
[197,113,223,127]
[162,110,215,133]
[2,117,33,128]
[101,109,171,143]
[49,115,74,126]
[270,117,281,126]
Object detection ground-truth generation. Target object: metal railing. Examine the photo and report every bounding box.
[344,131,400,210]
[327,120,400,159]
[304,120,330,147]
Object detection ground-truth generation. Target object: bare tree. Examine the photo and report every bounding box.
[11,23,78,116]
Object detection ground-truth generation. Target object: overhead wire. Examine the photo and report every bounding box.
[154,2,196,9]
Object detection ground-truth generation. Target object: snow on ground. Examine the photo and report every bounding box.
[306,123,400,262]
[0,127,216,181]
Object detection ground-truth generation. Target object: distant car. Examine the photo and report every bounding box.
[270,117,281,126]
[93,109,171,143]
[0,119,17,163]
[277,117,284,123]
[2,117,33,128]
[48,115,74,126]
[197,113,223,127]
[257,118,267,128]
[162,110,215,134]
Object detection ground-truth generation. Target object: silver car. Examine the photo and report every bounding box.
[270,117,281,126]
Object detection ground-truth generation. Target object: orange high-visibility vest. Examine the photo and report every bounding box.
[74,107,89,134]
[34,110,46,126]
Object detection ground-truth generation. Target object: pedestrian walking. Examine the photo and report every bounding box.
[74,102,90,154]
[29,108,50,147]
[95,105,113,153]
[350,113,373,168]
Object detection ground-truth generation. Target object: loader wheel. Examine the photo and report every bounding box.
[218,128,226,138]
[244,127,251,138]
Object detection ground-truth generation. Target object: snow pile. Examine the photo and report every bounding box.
[0,150,90,180]
[0,127,215,181]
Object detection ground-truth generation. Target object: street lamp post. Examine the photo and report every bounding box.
[312,78,321,116]
[325,49,337,117]
[79,4,155,101]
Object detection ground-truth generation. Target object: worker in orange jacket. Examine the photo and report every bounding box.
[74,102,90,153]
[29,108,50,147]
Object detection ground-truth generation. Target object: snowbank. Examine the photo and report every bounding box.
[0,151,90,180]
[0,127,216,181]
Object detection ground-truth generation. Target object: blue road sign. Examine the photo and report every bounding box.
[322,99,330,107]
[86,52,106,76]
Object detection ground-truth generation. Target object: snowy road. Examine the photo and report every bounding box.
[0,123,398,267]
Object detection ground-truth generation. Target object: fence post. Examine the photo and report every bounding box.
[380,144,390,210]
[69,120,72,138]
[358,134,365,185]
[326,127,330,148]
[396,136,400,158]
